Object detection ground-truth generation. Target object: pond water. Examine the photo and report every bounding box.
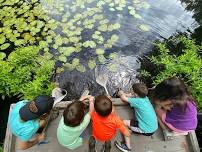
[0,0,202,145]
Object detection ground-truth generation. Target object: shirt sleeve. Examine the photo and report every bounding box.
[115,116,130,137]
[28,121,40,140]
[128,98,140,108]
[80,113,90,130]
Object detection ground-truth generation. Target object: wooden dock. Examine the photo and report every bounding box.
[4,99,200,152]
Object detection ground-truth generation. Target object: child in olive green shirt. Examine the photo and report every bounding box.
[57,95,94,149]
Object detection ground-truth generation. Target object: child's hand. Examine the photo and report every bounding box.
[118,90,124,97]
[79,95,92,102]
[107,95,112,100]
[37,132,45,142]
[89,96,94,103]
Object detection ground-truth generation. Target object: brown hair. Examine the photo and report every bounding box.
[154,77,195,111]
[94,95,112,117]
[132,83,148,98]
[63,101,85,127]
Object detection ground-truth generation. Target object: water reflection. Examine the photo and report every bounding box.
[179,0,202,44]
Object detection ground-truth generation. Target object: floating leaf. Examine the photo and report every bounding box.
[42,51,53,60]
[98,55,106,63]
[88,60,96,69]
[133,13,142,19]
[83,41,96,48]
[139,24,150,31]
[72,58,80,67]
[0,43,10,50]
[76,64,85,72]
[98,24,108,31]
[142,2,150,9]
[109,52,118,60]
[55,35,63,46]
[63,47,76,56]
[39,41,48,48]
[96,48,105,55]
[107,63,117,72]
[99,19,109,24]
[129,9,136,15]
[37,20,45,29]
[63,63,74,71]
[46,36,53,43]
[53,44,58,49]
[0,52,6,60]
[116,7,123,11]
[56,67,64,74]
[59,55,67,62]
[0,35,6,44]
[109,8,115,11]
[97,1,105,7]
[111,34,119,42]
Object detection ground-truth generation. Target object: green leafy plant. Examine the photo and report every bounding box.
[0,146,3,152]
[141,36,202,111]
[0,46,55,100]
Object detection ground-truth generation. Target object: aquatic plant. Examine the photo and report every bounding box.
[0,46,55,100]
[0,0,151,73]
[141,36,202,111]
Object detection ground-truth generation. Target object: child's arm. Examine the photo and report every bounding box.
[88,96,95,115]
[79,95,93,102]
[155,99,173,111]
[118,90,129,102]
[18,133,45,150]
[79,95,95,114]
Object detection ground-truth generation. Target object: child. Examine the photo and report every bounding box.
[89,95,131,152]
[57,95,93,149]
[117,83,158,138]
[153,77,198,140]
[8,95,54,150]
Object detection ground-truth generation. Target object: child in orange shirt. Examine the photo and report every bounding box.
[88,95,131,152]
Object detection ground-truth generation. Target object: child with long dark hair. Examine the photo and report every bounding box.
[153,77,198,140]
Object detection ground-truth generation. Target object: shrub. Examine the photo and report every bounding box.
[0,146,3,152]
[141,36,202,111]
[0,46,55,100]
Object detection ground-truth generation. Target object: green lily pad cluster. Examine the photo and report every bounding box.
[0,0,151,73]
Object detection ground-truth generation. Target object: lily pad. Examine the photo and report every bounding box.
[59,55,67,62]
[15,39,26,46]
[96,48,105,55]
[133,13,142,19]
[107,63,117,72]
[56,67,64,74]
[88,59,96,69]
[72,58,80,67]
[63,63,74,71]
[98,55,106,63]
[0,43,10,50]
[83,41,96,48]
[139,24,150,31]
[109,52,118,60]
[0,52,6,60]
[0,35,6,44]
[76,64,85,72]
[42,51,53,60]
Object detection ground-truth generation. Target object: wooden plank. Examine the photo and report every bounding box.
[186,131,200,152]
[4,104,15,152]
[54,98,128,109]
